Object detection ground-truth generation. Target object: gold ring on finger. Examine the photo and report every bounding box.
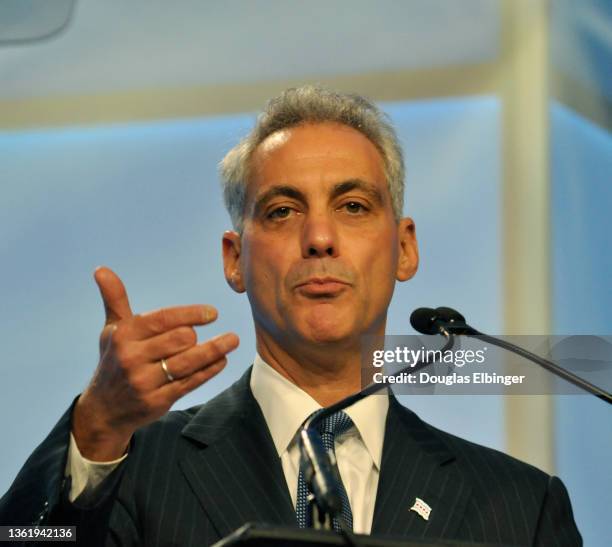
[160,358,175,382]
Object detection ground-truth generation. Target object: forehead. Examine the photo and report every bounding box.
[249,122,386,193]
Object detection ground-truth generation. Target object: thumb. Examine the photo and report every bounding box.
[94,266,133,325]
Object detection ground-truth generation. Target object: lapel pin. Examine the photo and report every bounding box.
[410,497,432,521]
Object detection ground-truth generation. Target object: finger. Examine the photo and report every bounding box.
[157,357,228,403]
[152,332,239,386]
[131,305,218,340]
[94,266,133,325]
[137,326,198,362]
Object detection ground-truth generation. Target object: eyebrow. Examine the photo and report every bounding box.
[253,178,385,216]
[330,179,385,206]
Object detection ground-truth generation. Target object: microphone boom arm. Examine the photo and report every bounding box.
[427,306,611,405]
[457,328,612,405]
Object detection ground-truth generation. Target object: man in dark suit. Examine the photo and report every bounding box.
[0,86,581,546]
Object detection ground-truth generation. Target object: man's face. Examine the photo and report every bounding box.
[223,122,417,351]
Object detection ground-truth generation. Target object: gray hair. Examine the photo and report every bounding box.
[219,85,405,232]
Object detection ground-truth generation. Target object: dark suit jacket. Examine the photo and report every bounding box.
[0,368,581,546]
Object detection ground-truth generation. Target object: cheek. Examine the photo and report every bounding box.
[241,236,287,293]
[361,235,399,298]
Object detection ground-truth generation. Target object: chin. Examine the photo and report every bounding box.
[300,306,359,346]
[305,329,353,346]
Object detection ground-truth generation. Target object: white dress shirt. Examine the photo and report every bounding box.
[66,354,389,534]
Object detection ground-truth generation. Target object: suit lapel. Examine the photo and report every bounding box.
[372,394,471,539]
[178,369,297,539]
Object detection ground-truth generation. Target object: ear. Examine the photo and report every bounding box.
[396,217,419,282]
[222,231,246,293]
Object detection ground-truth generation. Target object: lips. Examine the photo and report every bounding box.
[295,277,350,296]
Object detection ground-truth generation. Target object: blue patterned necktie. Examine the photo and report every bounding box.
[296,410,354,532]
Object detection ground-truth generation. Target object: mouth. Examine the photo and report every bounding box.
[294,277,351,297]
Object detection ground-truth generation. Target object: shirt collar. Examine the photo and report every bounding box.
[250,353,388,470]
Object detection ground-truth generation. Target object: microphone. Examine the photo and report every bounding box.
[408,307,448,335]
[434,306,467,324]
[411,306,612,405]
[409,306,478,336]
[299,427,343,526]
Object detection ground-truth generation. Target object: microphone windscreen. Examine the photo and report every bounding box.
[435,306,466,323]
[410,307,439,334]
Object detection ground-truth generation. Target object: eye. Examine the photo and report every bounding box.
[342,201,368,214]
[267,206,293,220]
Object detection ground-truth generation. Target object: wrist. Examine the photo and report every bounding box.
[72,394,132,461]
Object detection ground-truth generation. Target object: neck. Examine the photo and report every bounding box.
[255,328,379,407]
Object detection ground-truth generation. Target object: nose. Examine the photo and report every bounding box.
[301,212,339,258]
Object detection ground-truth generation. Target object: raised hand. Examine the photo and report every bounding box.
[72,267,239,461]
